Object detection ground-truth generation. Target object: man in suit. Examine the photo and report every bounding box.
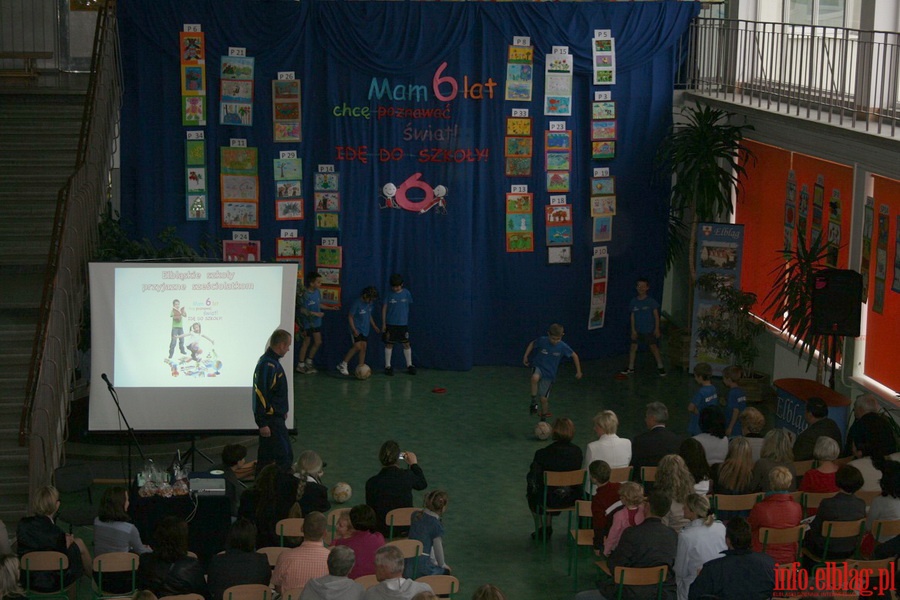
[688,517,775,600]
[576,491,678,600]
[792,396,843,461]
[845,394,896,458]
[631,402,683,480]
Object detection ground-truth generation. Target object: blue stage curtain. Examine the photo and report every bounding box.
[119,0,698,370]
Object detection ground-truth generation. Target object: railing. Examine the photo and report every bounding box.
[19,0,120,496]
[678,18,900,137]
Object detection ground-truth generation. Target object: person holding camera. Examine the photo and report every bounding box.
[365,440,428,537]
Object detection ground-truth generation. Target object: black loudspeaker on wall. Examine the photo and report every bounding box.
[811,269,863,337]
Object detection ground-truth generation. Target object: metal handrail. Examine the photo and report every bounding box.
[19,0,121,498]
[677,18,899,137]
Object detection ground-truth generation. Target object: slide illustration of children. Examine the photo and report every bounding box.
[174,322,215,362]
[168,299,187,359]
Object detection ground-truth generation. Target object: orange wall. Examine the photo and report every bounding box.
[866,176,900,392]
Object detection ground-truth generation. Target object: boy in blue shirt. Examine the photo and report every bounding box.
[523,323,582,420]
[296,272,325,374]
[381,273,415,376]
[620,278,666,377]
[337,286,380,376]
[722,365,747,437]
[688,362,718,436]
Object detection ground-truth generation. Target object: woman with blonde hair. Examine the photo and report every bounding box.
[471,584,507,600]
[750,429,797,492]
[798,436,841,495]
[674,494,726,600]
[748,466,802,564]
[583,410,631,494]
[0,554,24,600]
[654,455,695,532]
[711,437,756,521]
[739,407,766,461]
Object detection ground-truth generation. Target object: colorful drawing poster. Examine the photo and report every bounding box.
[273,79,301,143]
[588,248,609,330]
[544,52,573,116]
[505,192,533,253]
[222,240,260,262]
[690,223,745,376]
[221,147,258,175]
[592,36,616,85]
[505,44,534,102]
[180,32,204,64]
[861,197,874,299]
[182,96,206,126]
[220,56,254,127]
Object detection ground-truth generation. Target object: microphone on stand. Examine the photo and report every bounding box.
[101,373,114,389]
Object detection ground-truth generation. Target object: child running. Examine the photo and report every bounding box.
[523,323,582,420]
[296,272,325,374]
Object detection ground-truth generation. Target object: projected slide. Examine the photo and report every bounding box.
[89,263,297,432]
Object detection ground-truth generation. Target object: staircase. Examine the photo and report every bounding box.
[0,86,86,523]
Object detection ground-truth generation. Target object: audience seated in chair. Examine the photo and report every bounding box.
[0,554,25,600]
[583,410,631,495]
[687,517,775,600]
[749,430,797,493]
[679,438,712,495]
[136,516,208,599]
[361,545,433,600]
[748,466,802,564]
[271,512,329,595]
[739,408,766,462]
[803,464,867,566]
[846,394,897,459]
[675,493,726,600]
[849,439,886,492]
[238,465,302,549]
[294,451,332,517]
[332,505,386,580]
[710,437,755,521]
[792,397,843,462]
[868,460,900,543]
[16,485,91,593]
[299,545,364,600]
[206,519,271,600]
[220,444,252,518]
[630,402,683,483]
[798,437,841,498]
[588,460,621,553]
[691,406,728,467]
[525,417,583,540]
[94,486,151,556]
[655,455,695,533]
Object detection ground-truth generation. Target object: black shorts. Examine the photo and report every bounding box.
[351,332,368,344]
[304,327,321,336]
[384,325,410,344]
[634,332,659,346]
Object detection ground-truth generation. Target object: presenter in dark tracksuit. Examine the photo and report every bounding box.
[253,329,293,471]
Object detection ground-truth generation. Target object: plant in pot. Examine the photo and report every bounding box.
[763,231,835,385]
[657,104,754,321]
[695,272,768,401]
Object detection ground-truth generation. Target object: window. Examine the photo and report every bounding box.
[758,0,861,28]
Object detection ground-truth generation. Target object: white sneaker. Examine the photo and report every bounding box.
[337,362,349,376]
[295,364,307,374]
[305,362,318,374]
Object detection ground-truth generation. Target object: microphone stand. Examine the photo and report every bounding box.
[104,378,146,485]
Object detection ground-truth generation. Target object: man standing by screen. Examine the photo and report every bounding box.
[253,329,294,472]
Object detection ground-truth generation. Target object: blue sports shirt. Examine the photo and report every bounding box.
[629,295,660,334]
[304,288,322,328]
[384,288,413,326]
[688,383,720,436]
[350,298,375,336]
[530,336,574,381]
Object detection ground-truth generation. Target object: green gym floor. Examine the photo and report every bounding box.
[65,354,739,600]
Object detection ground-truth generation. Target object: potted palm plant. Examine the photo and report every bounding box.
[657,104,754,368]
[763,231,835,384]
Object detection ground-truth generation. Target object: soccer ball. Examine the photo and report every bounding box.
[332,482,352,504]
[355,364,372,380]
[534,421,552,440]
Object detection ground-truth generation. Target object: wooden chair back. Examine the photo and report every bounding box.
[872,519,900,542]
[385,538,423,559]
[256,546,285,568]
[855,490,882,506]
[613,565,668,599]
[802,519,866,562]
[166,595,204,600]
[386,507,419,540]
[609,466,633,483]
[354,574,379,590]
[416,575,460,597]
[640,467,657,484]
[93,552,139,594]
[792,459,815,477]
[544,469,586,488]
[281,589,302,600]
[276,518,304,541]
[711,493,761,512]
[760,525,805,562]
[801,491,838,514]
[225,583,272,600]
[22,551,71,597]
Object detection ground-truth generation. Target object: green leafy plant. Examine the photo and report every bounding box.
[658,105,755,274]
[695,272,765,372]
[763,231,834,382]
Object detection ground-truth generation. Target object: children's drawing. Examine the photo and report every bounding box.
[186,168,206,192]
[546,151,571,171]
[506,117,532,136]
[547,172,570,193]
[273,158,302,181]
[592,141,615,160]
[544,95,571,116]
[181,65,205,95]
[505,193,533,214]
[220,56,254,80]
[221,147,258,175]
[505,157,531,177]
[274,121,301,142]
[220,102,252,126]
[221,201,258,228]
[505,213,533,233]
[273,80,300,99]
[315,192,340,212]
[222,240,260,262]
[180,32,204,63]
[545,131,572,150]
[545,204,572,226]
[220,80,253,103]
[319,285,341,310]
[318,267,340,286]
[182,97,205,125]
[316,245,342,268]
[548,246,572,265]
[185,140,205,166]
[315,212,340,231]
[594,38,613,53]
[592,120,617,141]
[504,137,532,158]
[276,237,303,259]
[186,194,207,221]
[221,175,258,201]
[591,177,615,195]
[591,195,616,217]
[505,80,532,102]
[276,180,302,199]
[592,101,616,119]
[275,199,303,220]
[314,173,339,192]
[506,232,534,253]
[593,216,613,242]
[274,102,300,121]
[592,255,609,280]
[546,225,573,247]
[508,45,534,63]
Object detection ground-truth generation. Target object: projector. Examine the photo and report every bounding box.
[189,471,226,495]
